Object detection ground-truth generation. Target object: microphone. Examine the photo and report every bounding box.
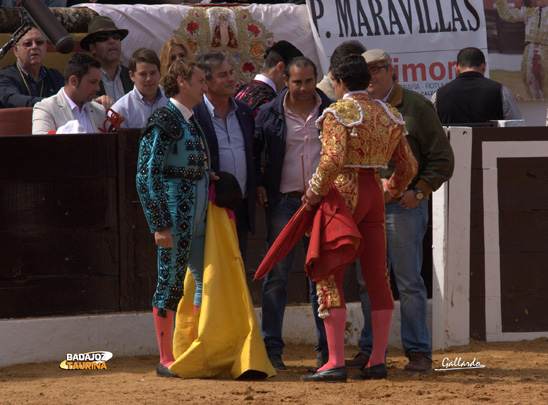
[21,0,74,54]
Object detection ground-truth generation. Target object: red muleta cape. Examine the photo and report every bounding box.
[255,187,363,281]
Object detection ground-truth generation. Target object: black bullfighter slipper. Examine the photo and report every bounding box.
[353,363,387,380]
[156,363,179,378]
[301,366,347,382]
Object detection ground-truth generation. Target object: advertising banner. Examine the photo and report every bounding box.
[306,0,488,98]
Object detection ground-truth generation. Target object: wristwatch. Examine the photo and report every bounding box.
[414,188,424,200]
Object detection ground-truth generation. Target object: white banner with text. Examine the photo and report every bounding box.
[306,0,487,97]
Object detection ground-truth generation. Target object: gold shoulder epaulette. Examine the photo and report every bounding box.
[315,98,363,133]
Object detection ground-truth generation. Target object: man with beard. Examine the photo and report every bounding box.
[32,53,106,134]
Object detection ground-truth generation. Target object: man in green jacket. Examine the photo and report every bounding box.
[349,49,455,379]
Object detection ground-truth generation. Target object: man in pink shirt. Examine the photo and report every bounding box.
[254,56,332,370]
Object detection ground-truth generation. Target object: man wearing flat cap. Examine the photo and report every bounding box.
[235,40,303,117]
[80,15,132,105]
[346,49,454,376]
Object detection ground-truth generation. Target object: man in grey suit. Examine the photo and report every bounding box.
[32,54,106,135]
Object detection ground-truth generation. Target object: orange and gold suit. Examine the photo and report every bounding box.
[309,92,417,311]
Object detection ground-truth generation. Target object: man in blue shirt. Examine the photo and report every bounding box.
[111,48,168,129]
[193,51,255,266]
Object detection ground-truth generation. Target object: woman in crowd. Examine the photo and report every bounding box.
[159,37,194,79]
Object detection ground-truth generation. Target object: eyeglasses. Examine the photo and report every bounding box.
[93,32,122,43]
[18,39,46,49]
[368,65,388,75]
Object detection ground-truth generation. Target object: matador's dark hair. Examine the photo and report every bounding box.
[330,54,371,91]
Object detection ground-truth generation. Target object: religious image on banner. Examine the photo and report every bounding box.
[66,3,321,87]
[486,0,548,100]
[174,7,274,87]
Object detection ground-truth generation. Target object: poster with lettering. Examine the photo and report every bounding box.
[306,0,487,98]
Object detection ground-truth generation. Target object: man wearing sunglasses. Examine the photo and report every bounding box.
[80,16,133,108]
[0,27,64,108]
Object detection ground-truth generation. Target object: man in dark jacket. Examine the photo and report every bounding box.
[432,47,521,125]
[254,56,332,370]
[0,27,64,108]
[193,51,255,265]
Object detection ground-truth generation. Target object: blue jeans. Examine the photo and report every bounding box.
[357,200,431,359]
[261,195,327,356]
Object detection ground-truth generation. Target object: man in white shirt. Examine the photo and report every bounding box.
[111,48,168,129]
[136,60,210,377]
[32,53,106,134]
[235,40,303,116]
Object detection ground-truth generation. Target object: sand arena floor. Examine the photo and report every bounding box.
[1,338,547,404]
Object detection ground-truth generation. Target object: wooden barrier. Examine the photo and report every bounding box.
[0,107,32,135]
[1,132,126,317]
[1,130,366,318]
[469,127,548,340]
[9,126,545,349]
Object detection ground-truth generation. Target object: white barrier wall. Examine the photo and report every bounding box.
[0,301,434,368]
[431,127,472,350]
